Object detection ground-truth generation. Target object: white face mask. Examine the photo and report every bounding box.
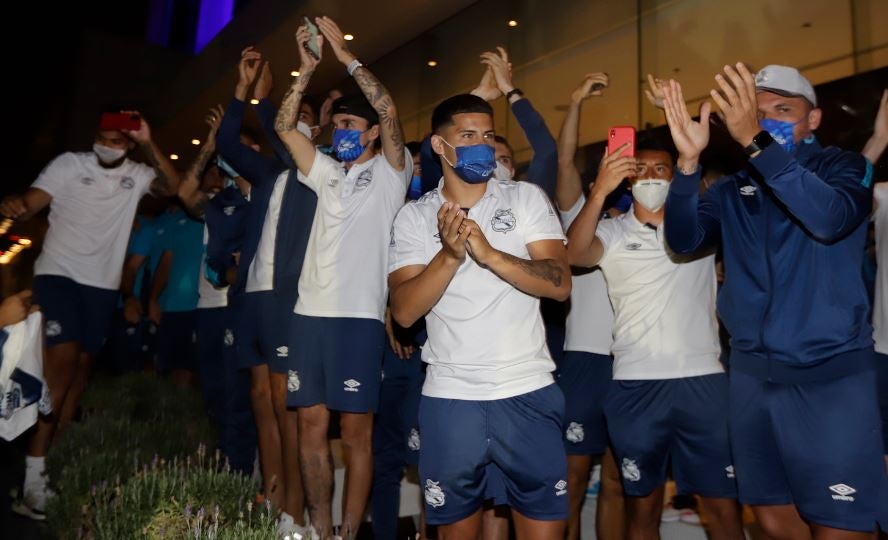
[493,161,512,181]
[297,121,317,141]
[632,179,670,212]
[93,143,126,164]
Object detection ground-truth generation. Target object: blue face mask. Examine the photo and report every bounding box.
[759,118,799,154]
[332,128,366,162]
[441,140,496,184]
[407,175,423,200]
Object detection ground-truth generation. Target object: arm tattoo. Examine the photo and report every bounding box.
[143,144,171,195]
[353,66,405,169]
[501,252,564,288]
[274,68,313,132]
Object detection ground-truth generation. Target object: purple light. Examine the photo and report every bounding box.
[195,0,235,52]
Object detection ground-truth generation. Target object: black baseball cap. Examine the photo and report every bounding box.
[330,94,379,126]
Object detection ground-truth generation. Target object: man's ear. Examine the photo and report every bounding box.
[430,134,446,157]
[367,124,381,143]
[807,107,822,131]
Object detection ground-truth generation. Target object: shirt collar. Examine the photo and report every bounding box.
[435,177,499,206]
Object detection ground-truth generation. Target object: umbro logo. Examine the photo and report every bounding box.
[223,206,235,216]
[626,242,642,250]
[725,465,735,479]
[120,176,135,189]
[829,483,856,502]
[343,379,361,392]
[276,346,289,357]
[433,232,441,243]
[555,479,568,496]
[740,185,757,196]
[80,177,95,186]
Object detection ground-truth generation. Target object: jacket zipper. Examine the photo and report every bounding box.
[760,190,773,379]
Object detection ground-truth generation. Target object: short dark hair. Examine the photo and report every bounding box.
[494,135,513,155]
[431,94,494,135]
[301,95,320,124]
[406,141,422,157]
[635,137,677,162]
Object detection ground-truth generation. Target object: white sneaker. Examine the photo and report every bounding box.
[660,503,681,523]
[11,483,51,521]
[679,508,701,525]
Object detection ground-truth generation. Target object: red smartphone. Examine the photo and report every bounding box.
[100,112,141,132]
[608,126,636,158]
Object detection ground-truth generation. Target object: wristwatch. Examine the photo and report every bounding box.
[744,130,774,157]
[505,88,524,100]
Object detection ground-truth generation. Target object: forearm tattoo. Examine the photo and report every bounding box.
[352,66,405,169]
[274,68,314,132]
[144,143,171,195]
[502,253,564,288]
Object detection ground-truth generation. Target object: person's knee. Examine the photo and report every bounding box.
[626,495,661,527]
[754,509,792,538]
[340,413,373,451]
[702,497,740,524]
[298,406,330,443]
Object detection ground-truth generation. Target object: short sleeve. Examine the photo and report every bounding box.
[594,218,620,262]
[32,153,77,198]
[304,149,343,193]
[520,183,566,245]
[388,204,430,273]
[558,193,586,229]
[128,220,156,256]
[131,162,156,196]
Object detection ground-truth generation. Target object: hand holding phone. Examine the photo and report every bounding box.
[608,126,636,159]
[303,17,321,60]
[100,112,141,132]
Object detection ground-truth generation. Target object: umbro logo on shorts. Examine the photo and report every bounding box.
[554,480,568,496]
[622,458,641,482]
[829,483,856,502]
[424,479,445,508]
[276,346,288,357]
[740,185,757,196]
[343,379,361,392]
[725,465,735,479]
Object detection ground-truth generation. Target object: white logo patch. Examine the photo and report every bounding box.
[287,370,300,392]
[740,185,757,196]
[829,483,856,502]
[424,479,445,508]
[125,327,136,336]
[223,329,234,346]
[120,177,135,189]
[344,379,361,392]
[407,428,421,451]
[276,346,289,357]
[223,205,235,216]
[725,465,735,479]
[45,321,62,337]
[621,458,641,482]
[555,479,568,496]
[565,422,585,443]
[491,208,516,233]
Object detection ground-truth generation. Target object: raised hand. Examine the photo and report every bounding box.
[662,79,711,166]
[237,47,262,94]
[254,62,273,101]
[589,144,636,201]
[437,202,472,263]
[644,73,667,109]
[480,47,515,95]
[296,24,323,71]
[0,290,35,328]
[0,196,27,219]
[863,89,888,163]
[571,72,609,105]
[121,110,151,144]
[471,67,503,102]
[709,62,760,147]
[203,105,224,148]
[315,16,354,65]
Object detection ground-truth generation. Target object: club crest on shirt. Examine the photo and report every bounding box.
[622,458,641,482]
[327,177,339,188]
[565,422,585,443]
[424,479,445,507]
[354,169,373,190]
[80,177,95,186]
[120,176,135,189]
[491,208,516,233]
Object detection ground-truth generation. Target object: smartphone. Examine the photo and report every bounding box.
[303,17,320,60]
[608,126,636,158]
[100,112,141,132]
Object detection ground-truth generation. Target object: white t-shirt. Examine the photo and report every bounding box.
[872,184,888,353]
[596,207,722,380]
[389,179,566,400]
[246,171,289,293]
[295,149,411,321]
[559,195,614,355]
[33,152,155,290]
[198,226,228,309]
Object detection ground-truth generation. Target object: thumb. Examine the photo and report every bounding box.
[699,101,712,125]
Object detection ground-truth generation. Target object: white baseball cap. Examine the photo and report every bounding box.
[754,65,817,107]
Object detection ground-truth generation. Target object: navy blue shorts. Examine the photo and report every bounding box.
[730,367,888,532]
[605,373,737,499]
[32,275,118,355]
[377,344,425,465]
[286,314,384,413]
[419,384,568,525]
[155,310,197,374]
[875,353,888,452]
[236,291,292,372]
[557,351,612,455]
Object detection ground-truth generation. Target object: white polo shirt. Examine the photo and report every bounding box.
[32,152,155,290]
[197,226,228,309]
[872,184,888,353]
[596,207,722,380]
[389,178,565,400]
[295,149,411,321]
[246,171,289,293]
[559,195,614,355]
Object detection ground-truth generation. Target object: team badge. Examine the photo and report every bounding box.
[424,479,445,508]
[491,209,516,233]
